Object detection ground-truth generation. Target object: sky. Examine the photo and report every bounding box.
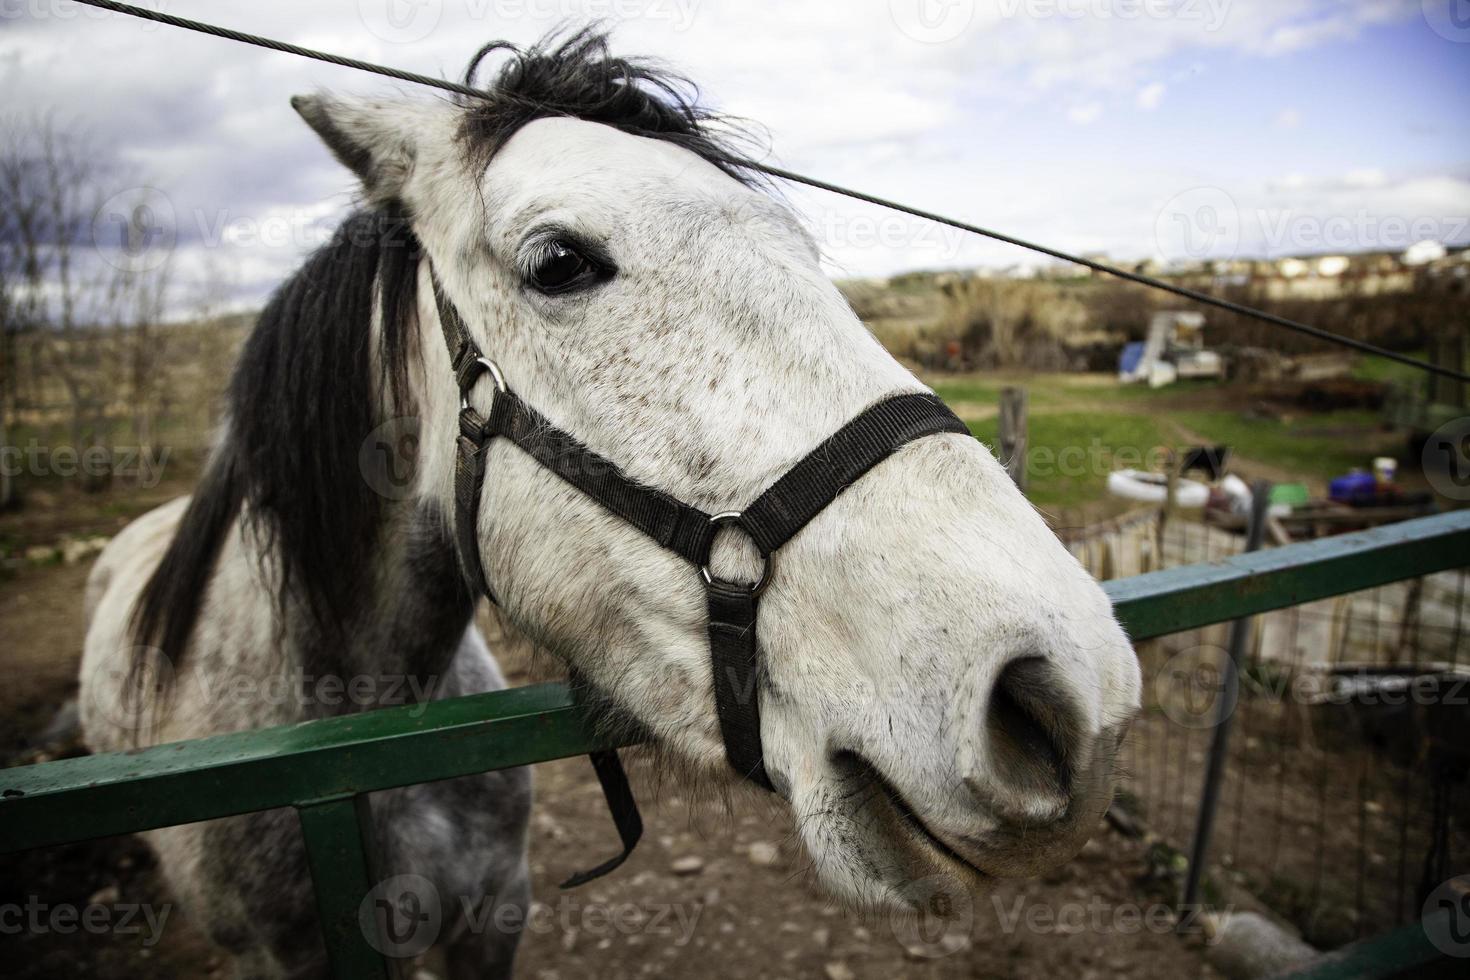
[2,0,1468,314]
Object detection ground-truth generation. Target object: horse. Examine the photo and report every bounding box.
[78,29,1141,979]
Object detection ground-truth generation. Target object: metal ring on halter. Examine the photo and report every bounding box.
[700,511,773,596]
[459,356,508,412]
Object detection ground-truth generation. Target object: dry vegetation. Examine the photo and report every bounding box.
[841,266,1468,377]
[841,273,1161,371]
[0,113,244,520]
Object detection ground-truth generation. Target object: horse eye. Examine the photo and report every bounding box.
[528,240,601,295]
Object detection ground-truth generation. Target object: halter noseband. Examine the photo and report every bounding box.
[430,269,969,886]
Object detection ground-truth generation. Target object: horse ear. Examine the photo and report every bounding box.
[291,94,422,203]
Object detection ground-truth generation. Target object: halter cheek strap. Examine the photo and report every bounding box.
[430,269,970,884]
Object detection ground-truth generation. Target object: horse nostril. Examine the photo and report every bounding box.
[985,656,1079,803]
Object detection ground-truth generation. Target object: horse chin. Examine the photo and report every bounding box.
[781,776,979,915]
[787,747,1120,912]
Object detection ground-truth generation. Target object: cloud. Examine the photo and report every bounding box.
[0,0,1455,304]
[1136,82,1166,110]
[1274,107,1302,129]
[1343,168,1388,189]
[1268,169,1393,193]
[1208,172,1470,260]
[1254,0,1415,55]
[1067,102,1103,125]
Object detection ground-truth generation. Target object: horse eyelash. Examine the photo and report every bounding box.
[517,229,615,280]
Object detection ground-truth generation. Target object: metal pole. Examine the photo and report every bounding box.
[297,795,394,979]
[1181,480,1271,915]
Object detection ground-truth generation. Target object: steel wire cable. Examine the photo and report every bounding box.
[53,0,1470,384]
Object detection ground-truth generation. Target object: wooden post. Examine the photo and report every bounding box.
[1157,448,1179,568]
[999,386,1028,492]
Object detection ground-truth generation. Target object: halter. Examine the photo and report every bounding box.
[430,269,969,886]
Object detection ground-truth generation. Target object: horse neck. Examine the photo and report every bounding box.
[263,499,474,718]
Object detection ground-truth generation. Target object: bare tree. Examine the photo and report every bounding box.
[100,186,176,457]
[184,250,241,440]
[0,113,174,498]
[0,117,52,508]
[0,217,12,509]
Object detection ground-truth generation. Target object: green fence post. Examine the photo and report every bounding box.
[296,794,392,980]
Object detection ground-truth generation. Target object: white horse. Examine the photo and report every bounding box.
[79,30,1140,979]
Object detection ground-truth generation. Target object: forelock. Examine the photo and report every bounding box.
[453,27,763,187]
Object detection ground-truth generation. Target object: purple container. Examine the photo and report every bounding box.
[1329,470,1376,503]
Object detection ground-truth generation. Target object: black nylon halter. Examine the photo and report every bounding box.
[430,269,969,885]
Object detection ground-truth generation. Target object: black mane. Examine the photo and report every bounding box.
[131,208,422,667]
[456,28,759,185]
[131,29,758,672]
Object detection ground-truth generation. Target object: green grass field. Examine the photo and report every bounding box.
[1170,409,1381,481]
[926,371,1400,516]
[964,411,1174,511]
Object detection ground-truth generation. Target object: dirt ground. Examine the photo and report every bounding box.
[0,556,1223,979]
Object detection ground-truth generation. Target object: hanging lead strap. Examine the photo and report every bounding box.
[559,749,644,888]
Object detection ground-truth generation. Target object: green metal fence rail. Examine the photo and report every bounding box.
[3,510,1468,976]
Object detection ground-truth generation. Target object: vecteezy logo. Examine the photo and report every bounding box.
[1155,645,1237,729]
[889,0,976,44]
[1154,187,1240,263]
[1423,876,1470,957]
[889,874,974,958]
[357,0,444,44]
[92,187,176,273]
[1423,417,1470,500]
[359,874,442,958]
[1423,0,1470,43]
[82,645,175,734]
[359,416,421,501]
